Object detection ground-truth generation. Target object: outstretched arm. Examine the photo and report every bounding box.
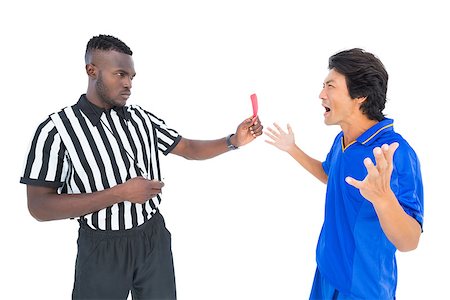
[345,143,422,252]
[265,123,327,184]
[171,116,263,160]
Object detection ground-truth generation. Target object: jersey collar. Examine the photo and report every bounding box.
[356,118,394,146]
[76,94,131,126]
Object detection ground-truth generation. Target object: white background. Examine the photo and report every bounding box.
[1,0,448,299]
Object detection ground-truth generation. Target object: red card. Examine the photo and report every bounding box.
[250,93,258,118]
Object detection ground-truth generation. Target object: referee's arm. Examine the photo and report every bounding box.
[171,116,263,160]
[26,178,164,221]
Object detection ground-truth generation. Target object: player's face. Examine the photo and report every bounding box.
[319,69,362,126]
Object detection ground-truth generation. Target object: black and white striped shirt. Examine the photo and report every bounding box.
[21,94,181,230]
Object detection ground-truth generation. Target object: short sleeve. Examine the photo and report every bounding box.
[145,112,181,156]
[20,117,69,188]
[323,132,343,176]
[391,142,424,227]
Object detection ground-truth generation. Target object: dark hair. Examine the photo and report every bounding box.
[329,48,388,121]
[85,34,132,63]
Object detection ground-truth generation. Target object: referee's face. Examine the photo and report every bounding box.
[93,50,136,109]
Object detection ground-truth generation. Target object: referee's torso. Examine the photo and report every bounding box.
[21,94,181,230]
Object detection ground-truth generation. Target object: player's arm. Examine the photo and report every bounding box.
[265,123,327,184]
[345,143,422,251]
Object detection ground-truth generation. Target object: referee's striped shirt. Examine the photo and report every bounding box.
[20,94,181,230]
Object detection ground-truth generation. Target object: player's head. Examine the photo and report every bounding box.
[328,48,388,121]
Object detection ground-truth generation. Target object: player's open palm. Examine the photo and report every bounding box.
[345,143,399,205]
[265,123,296,152]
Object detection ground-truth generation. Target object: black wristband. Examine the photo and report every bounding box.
[226,134,239,150]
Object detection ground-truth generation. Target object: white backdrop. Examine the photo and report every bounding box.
[1,1,448,299]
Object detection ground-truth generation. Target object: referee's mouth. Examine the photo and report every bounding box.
[121,92,131,100]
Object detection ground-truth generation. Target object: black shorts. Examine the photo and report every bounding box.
[72,211,176,300]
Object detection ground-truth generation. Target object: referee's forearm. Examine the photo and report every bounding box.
[27,185,122,221]
[172,138,230,160]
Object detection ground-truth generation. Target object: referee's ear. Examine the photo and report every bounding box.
[86,63,97,79]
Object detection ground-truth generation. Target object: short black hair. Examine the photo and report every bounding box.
[329,48,388,121]
[85,34,132,63]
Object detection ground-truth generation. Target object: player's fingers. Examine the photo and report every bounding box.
[287,123,294,134]
[364,157,379,177]
[265,126,279,136]
[345,176,363,189]
[383,142,399,167]
[272,122,286,134]
[264,131,277,141]
[373,147,388,172]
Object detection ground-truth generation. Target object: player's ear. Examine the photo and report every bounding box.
[356,96,367,104]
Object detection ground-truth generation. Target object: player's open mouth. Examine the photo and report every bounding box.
[323,104,331,117]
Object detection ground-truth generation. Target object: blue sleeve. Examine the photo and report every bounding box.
[391,142,424,228]
[322,132,343,176]
[322,153,331,175]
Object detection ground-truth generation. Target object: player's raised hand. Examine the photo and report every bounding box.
[345,142,399,205]
[265,123,296,153]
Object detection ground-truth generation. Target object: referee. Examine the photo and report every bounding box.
[20,34,263,300]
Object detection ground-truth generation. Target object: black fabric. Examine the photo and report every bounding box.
[72,211,176,300]
[76,94,131,127]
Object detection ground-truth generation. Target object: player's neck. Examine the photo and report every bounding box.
[341,118,378,147]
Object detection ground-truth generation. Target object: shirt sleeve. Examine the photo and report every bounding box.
[322,153,331,175]
[20,117,69,188]
[322,132,343,176]
[391,141,424,227]
[146,111,182,155]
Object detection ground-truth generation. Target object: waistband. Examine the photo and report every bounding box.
[78,211,163,238]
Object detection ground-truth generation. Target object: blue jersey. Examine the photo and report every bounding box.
[317,118,424,299]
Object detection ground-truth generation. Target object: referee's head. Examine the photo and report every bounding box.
[85,34,133,64]
[84,34,136,109]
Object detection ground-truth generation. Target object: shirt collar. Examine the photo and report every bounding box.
[76,94,131,126]
[356,118,394,146]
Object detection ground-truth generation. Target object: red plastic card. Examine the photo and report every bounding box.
[250,93,258,118]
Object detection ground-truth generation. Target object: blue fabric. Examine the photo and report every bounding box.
[310,267,356,300]
[317,118,423,299]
